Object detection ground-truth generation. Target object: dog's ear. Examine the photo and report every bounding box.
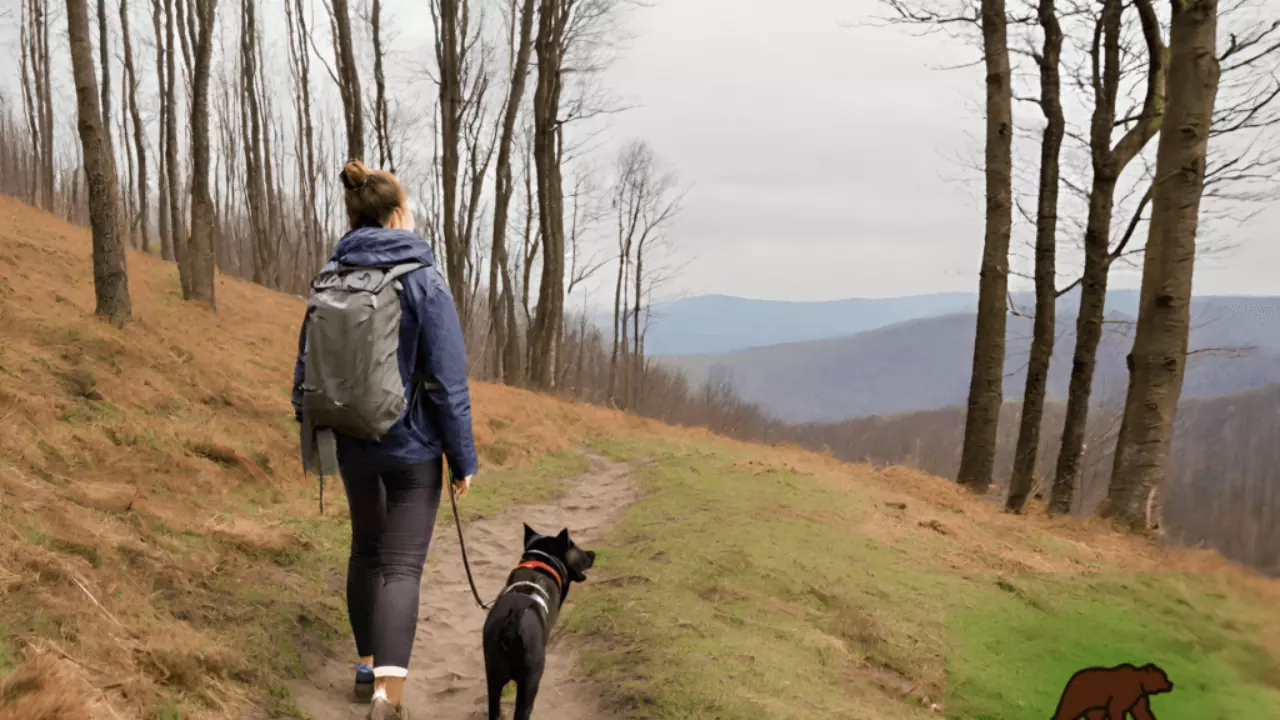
[523,523,538,548]
[555,528,572,552]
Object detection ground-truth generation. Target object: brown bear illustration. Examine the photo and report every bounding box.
[1051,663,1174,720]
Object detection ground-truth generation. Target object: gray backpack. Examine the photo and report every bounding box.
[299,262,424,490]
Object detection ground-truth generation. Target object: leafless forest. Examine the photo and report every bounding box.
[1,0,1278,577]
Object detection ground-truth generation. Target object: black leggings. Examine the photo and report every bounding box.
[341,457,443,676]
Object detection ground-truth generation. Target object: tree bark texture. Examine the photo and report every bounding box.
[528,0,568,390]
[436,0,466,324]
[1007,0,1065,512]
[119,0,150,252]
[490,0,536,386]
[1048,0,1165,514]
[164,0,186,273]
[184,0,218,306]
[66,0,133,325]
[1106,0,1219,530]
[956,0,1014,493]
[330,0,365,160]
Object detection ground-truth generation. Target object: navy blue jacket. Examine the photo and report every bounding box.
[292,227,479,480]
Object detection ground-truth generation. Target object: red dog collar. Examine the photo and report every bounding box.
[517,559,563,589]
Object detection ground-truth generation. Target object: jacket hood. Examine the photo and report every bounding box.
[330,227,435,268]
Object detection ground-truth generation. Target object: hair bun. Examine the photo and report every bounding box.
[340,160,369,190]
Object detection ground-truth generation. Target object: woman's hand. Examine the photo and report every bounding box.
[452,474,473,500]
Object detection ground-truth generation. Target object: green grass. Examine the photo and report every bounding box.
[448,448,591,519]
[116,448,593,718]
[564,437,1280,719]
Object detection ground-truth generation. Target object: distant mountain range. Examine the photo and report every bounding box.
[654,293,1280,423]
[632,289,1152,357]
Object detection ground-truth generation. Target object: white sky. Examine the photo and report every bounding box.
[4,0,1277,308]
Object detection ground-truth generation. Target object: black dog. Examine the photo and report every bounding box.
[482,523,595,720]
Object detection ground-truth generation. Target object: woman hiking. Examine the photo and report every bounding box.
[292,160,478,720]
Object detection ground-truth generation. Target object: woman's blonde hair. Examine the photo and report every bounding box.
[340,159,407,229]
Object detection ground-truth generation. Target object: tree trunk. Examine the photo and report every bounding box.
[35,0,57,212]
[330,0,365,160]
[258,48,281,289]
[528,0,567,390]
[119,0,150,252]
[609,249,626,404]
[19,0,42,206]
[1007,0,1064,513]
[956,0,1014,493]
[98,0,111,132]
[240,0,271,286]
[1048,0,1165,515]
[164,0,185,267]
[150,0,172,257]
[287,0,320,280]
[490,0,535,386]
[436,0,466,324]
[66,0,133,325]
[371,0,393,170]
[1047,186,1115,514]
[1106,0,1219,530]
[184,0,217,306]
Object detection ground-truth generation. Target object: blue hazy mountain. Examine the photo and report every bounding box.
[656,293,1280,423]
[631,288,1146,357]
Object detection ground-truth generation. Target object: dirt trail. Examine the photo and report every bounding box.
[291,451,640,720]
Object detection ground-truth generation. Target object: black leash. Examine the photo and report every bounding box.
[448,475,492,611]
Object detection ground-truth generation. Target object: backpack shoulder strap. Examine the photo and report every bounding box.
[377,262,426,291]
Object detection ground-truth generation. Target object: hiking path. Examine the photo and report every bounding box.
[290,450,640,720]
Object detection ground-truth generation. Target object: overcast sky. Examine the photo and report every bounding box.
[4,0,1274,305]
[577,0,1280,304]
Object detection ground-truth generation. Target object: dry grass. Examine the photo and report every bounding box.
[0,197,659,717]
[4,196,1278,718]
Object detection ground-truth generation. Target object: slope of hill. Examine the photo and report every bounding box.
[662,300,1280,423]
[770,386,1280,577]
[2,197,1279,719]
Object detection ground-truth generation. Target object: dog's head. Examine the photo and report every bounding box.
[523,523,596,584]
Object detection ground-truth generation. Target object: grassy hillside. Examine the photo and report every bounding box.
[662,303,1280,423]
[773,387,1280,577]
[567,438,1280,718]
[2,197,1279,720]
[0,197,660,718]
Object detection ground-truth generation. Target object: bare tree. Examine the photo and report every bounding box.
[164,0,186,277]
[527,0,571,389]
[489,0,537,386]
[286,0,321,280]
[607,140,681,408]
[23,0,57,212]
[119,0,149,251]
[433,0,467,320]
[371,0,394,170]
[1048,0,1165,515]
[1007,0,1065,512]
[240,0,272,286]
[1106,0,1221,530]
[952,0,1016,493]
[329,0,365,160]
[149,0,173,259]
[66,0,133,324]
[184,0,218,306]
